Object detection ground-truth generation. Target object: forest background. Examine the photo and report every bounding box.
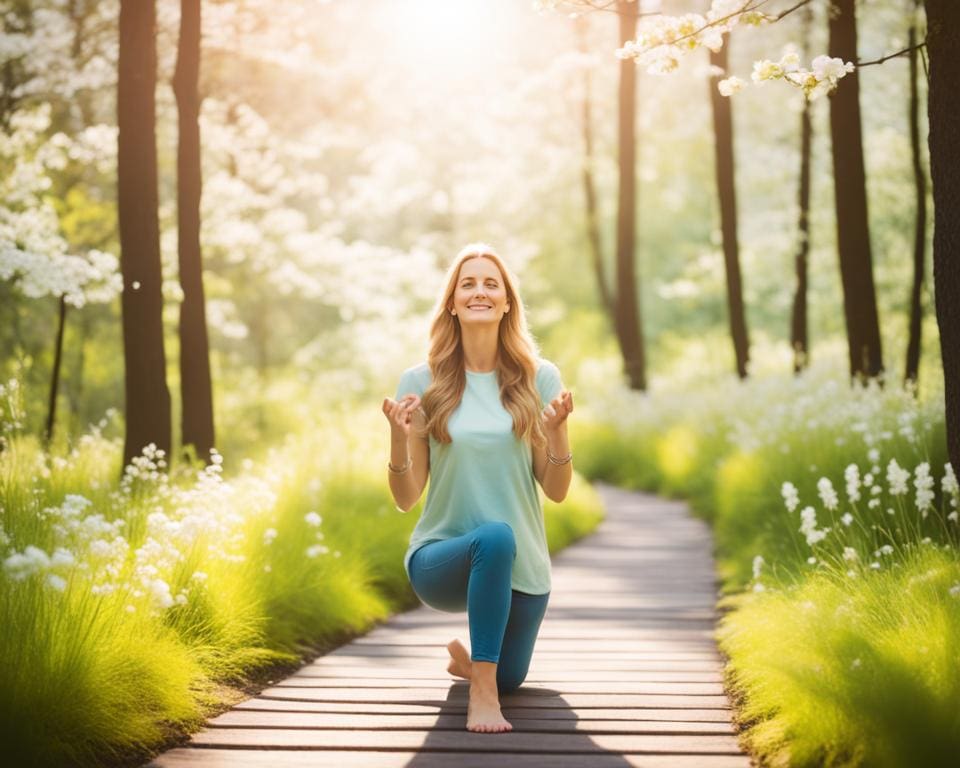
[2,1,959,767]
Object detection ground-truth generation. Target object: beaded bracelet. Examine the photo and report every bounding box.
[388,456,412,474]
[546,450,573,466]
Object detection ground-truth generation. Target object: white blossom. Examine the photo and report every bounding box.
[781,481,799,513]
[887,459,910,496]
[817,477,839,511]
[844,463,861,503]
[913,462,935,517]
[718,76,745,97]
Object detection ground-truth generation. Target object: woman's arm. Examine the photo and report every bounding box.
[533,391,574,503]
[383,397,430,512]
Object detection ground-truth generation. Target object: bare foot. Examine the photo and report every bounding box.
[466,661,512,734]
[466,687,512,733]
[446,639,472,680]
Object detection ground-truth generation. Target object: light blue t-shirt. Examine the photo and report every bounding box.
[395,359,564,595]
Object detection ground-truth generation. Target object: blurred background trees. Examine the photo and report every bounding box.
[0,0,946,463]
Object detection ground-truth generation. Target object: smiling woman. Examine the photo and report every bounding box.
[381,243,574,734]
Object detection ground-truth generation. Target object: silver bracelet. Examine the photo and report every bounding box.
[388,456,412,474]
[546,450,573,466]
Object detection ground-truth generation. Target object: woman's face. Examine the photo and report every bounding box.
[451,256,510,326]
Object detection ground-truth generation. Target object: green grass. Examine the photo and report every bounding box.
[717,544,960,768]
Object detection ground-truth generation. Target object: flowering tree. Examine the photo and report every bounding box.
[0,107,121,441]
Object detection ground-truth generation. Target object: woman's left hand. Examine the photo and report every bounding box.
[542,390,573,433]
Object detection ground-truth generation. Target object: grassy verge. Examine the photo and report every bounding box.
[572,360,960,767]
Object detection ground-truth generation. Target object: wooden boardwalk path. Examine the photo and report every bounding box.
[148,484,752,767]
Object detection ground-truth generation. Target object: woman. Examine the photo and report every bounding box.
[381,243,574,734]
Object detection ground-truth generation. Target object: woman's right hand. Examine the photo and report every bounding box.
[382,394,422,437]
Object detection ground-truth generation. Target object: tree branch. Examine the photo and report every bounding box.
[857,41,927,68]
[773,0,815,23]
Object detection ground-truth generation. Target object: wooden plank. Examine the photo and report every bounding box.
[300,661,726,673]
[233,701,736,721]
[289,668,724,682]
[148,749,752,768]
[255,689,733,708]
[349,634,722,646]
[186,728,745,754]
[326,647,724,660]
[207,711,736,734]
[272,680,728,695]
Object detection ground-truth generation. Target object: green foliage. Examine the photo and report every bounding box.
[717,545,960,768]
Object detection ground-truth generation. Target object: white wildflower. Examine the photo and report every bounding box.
[817,477,839,510]
[800,506,827,545]
[304,512,322,527]
[46,573,67,591]
[842,547,858,562]
[887,459,910,496]
[841,512,854,526]
[913,462,934,517]
[844,464,861,502]
[781,481,799,513]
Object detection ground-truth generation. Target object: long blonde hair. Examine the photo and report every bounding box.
[421,243,546,447]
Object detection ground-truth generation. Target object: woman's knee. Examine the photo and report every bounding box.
[497,664,528,694]
[469,521,516,561]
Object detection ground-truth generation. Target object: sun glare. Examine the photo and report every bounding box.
[380,0,508,80]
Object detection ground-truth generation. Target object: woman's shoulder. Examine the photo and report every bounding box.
[535,357,561,377]
[396,362,432,398]
[534,357,563,401]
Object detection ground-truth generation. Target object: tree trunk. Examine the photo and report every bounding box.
[708,37,749,379]
[904,3,926,388]
[791,100,813,374]
[791,5,813,375]
[577,19,615,321]
[44,295,67,445]
[924,0,960,474]
[614,0,646,391]
[173,0,215,461]
[118,0,171,466]
[827,0,884,381]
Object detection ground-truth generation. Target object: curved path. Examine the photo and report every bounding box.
[148,484,752,767]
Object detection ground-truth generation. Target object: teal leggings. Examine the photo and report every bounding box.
[407,521,550,694]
